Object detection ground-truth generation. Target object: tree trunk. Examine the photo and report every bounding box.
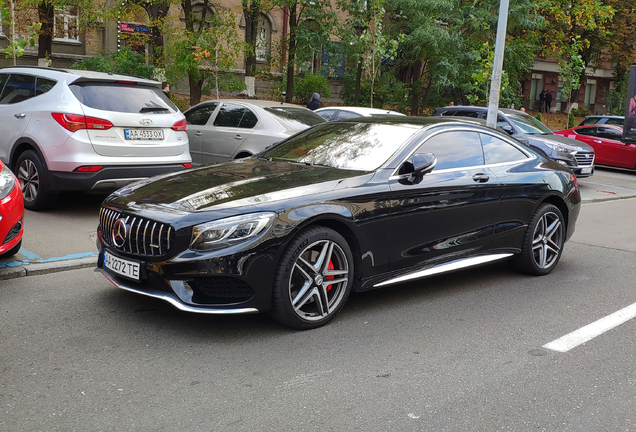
[189,75,204,106]
[37,1,54,59]
[354,58,362,106]
[410,63,422,115]
[285,3,297,103]
[243,0,260,76]
[148,2,170,67]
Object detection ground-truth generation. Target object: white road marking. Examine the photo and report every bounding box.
[543,301,636,352]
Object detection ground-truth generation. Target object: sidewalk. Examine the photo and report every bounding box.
[1,175,635,281]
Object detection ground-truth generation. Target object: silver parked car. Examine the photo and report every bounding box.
[0,66,192,210]
[315,106,406,121]
[184,99,325,165]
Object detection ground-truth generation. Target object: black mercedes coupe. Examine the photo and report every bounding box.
[96,116,581,329]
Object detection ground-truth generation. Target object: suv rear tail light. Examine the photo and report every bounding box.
[75,166,104,172]
[52,113,113,132]
[172,119,187,132]
[183,163,192,168]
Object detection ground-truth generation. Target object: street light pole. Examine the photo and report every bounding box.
[486,0,510,128]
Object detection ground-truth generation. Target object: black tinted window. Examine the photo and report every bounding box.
[337,110,361,119]
[455,110,480,118]
[0,74,8,96]
[214,104,256,128]
[316,109,335,120]
[264,107,325,129]
[185,103,218,125]
[35,77,57,96]
[597,127,623,140]
[579,118,598,126]
[606,118,624,126]
[575,127,597,137]
[480,133,526,164]
[417,131,484,170]
[0,74,36,104]
[70,82,178,113]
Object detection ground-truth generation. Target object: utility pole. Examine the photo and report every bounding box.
[486,0,510,128]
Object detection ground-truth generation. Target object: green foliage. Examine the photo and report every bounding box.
[291,74,331,104]
[558,36,586,113]
[70,46,156,79]
[1,0,41,64]
[535,113,543,123]
[568,112,575,128]
[339,70,406,110]
[571,105,591,117]
[605,72,628,115]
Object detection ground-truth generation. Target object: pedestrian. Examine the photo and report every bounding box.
[449,101,455,106]
[519,106,526,112]
[162,82,170,98]
[545,90,553,113]
[307,92,321,110]
[539,90,546,113]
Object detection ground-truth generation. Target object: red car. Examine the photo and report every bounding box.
[554,124,636,169]
[0,159,24,258]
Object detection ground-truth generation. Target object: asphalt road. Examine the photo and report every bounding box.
[1,168,636,430]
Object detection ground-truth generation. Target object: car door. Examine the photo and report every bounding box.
[184,102,219,165]
[0,74,36,165]
[594,126,636,168]
[201,103,256,164]
[388,129,501,271]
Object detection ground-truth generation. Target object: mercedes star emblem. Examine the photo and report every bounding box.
[112,219,127,248]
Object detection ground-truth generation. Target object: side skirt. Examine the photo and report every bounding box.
[373,253,514,288]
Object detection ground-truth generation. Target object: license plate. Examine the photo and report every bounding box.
[103,251,141,281]
[124,129,164,140]
[581,167,593,174]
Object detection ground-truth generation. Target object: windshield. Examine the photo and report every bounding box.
[506,113,553,135]
[263,122,420,171]
[70,82,178,113]
[264,107,325,130]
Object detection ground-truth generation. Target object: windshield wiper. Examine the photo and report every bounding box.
[140,107,170,113]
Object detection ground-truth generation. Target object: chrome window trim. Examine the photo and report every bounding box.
[390,126,534,178]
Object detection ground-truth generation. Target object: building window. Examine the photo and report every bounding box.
[256,27,267,61]
[54,7,79,41]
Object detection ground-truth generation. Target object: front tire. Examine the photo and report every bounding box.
[513,203,565,275]
[1,239,21,258]
[15,150,57,211]
[270,226,354,330]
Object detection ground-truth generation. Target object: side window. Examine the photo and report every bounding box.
[0,74,36,104]
[416,131,484,170]
[597,127,623,140]
[185,103,218,125]
[579,118,596,126]
[455,110,479,118]
[480,133,527,164]
[316,109,335,121]
[606,118,624,126]
[0,74,8,96]
[239,109,258,128]
[214,103,248,128]
[35,77,57,96]
[336,110,361,120]
[439,110,457,116]
[575,127,597,137]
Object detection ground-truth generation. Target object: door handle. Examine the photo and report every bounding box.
[14,113,26,119]
[194,131,203,137]
[472,173,489,183]
[234,135,243,140]
[593,140,601,143]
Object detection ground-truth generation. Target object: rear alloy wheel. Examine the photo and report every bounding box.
[16,150,57,211]
[513,203,565,275]
[270,227,353,330]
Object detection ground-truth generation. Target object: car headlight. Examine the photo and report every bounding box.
[0,165,16,200]
[544,141,570,153]
[190,212,276,251]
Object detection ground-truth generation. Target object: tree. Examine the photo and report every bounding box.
[558,37,585,114]
[164,3,246,106]
[1,0,41,64]
[271,0,336,103]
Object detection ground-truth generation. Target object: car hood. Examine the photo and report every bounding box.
[105,158,369,214]
[527,133,594,152]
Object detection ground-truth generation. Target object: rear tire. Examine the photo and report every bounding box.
[512,203,565,275]
[15,150,58,211]
[269,226,353,330]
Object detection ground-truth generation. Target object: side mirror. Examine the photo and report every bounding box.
[398,153,437,185]
[500,125,514,135]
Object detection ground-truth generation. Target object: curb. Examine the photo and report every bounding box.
[0,256,97,281]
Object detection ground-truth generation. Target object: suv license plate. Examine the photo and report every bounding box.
[124,129,164,140]
[581,167,592,174]
[104,251,141,281]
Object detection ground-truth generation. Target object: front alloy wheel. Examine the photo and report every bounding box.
[15,150,57,211]
[271,227,353,329]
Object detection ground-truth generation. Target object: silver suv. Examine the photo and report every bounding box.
[0,66,191,210]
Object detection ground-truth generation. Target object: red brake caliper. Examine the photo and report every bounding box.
[326,261,335,292]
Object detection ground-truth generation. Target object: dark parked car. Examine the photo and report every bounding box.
[96,116,581,329]
[578,115,624,127]
[432,106,595,178]
[554,124,636,169]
